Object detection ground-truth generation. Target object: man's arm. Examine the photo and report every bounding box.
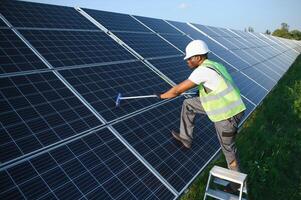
[160,79,197,99]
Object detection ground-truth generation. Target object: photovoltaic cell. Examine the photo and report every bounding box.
[1,128,175,200]
[83,8,151,32]
[59,61,172,122]
[254,62,281,81]
[0,1,299,199]
[114,32,182,59]
[113,97,220,192]
[167,21,248,71]
[232,72,267,105]
[19,29,136,68]
[0,20,7,27]
[161,34,192,51]
[242,67,275,91]
[0,1,98,30]
[0,72,102,163]
[0,29,48,74]
[148,56,191,84]
[134,16,181,34]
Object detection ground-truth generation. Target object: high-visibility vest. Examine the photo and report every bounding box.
[198,59,246,122]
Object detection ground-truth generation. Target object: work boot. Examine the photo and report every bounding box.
[171,130,192,149]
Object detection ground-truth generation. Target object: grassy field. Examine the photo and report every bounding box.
[181,54,301,200]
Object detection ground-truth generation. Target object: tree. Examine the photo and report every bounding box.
[272,22,291,39]
[244,27,254,32]
[272,23,301,40]
[265,29,271,35]
[290,30,301,40]
[281,23,289,31]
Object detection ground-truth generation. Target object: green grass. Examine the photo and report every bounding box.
[181,54,301,200]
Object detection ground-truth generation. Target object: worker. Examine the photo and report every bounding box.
[156,40,246,192]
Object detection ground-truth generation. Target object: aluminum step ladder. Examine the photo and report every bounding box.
[204,166,248,200]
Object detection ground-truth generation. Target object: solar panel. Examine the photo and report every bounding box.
[134,16,181,34]
[0,28,48,74]
[1,127,175,200]
[19,29,136,68]
[114,32,182,59]
[242,66,276,90]
[83,8,151,32]
[0,19,7,27]
[148,56,191,84]
[0,1,97,30]
[113,97,220,192]
[1,1,299,199]
[232,72,267,105]
[59,61,172,122]
[0,72,102,163]
[160,34,192,51]
[148,54,237,86]
[167,21,250,71]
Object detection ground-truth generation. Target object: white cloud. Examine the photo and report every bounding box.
[178,3,189,9]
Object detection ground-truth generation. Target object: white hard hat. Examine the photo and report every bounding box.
[184,40,210,60]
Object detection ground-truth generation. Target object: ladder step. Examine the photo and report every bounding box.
[206,189,246,200]
[214,177,229,186]
[210,166,247,184]
[214,178,248,194]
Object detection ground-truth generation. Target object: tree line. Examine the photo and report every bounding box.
[245,23,301,40]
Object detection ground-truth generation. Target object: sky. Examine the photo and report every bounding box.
[25,0,301,33]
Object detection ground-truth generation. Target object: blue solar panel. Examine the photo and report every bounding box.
[161,34,192,51]
[1,1,299,199]
[113,97,220,192]
[114,32,182,59]
[242,67,276,91]
[232,72,267,105]
[1,128,175,200]
[83,8,151,32]
[167,21,249,71]
[213,50,250,71]
[0,72,102,163]
[19,29,136,68]
[254,62,281,81]
[0,1,97,29]
[0,19,7,27]
[134,16,181,34]
[59,61,172,122]
[149,55,237,85]
[148,56,191,84]
[0,29,48,74]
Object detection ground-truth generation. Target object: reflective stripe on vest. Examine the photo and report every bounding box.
[198,59,246,122]
[199,81,233,103]
[205,98,244,116]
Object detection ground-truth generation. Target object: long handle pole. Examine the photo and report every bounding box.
[120,92,196,100]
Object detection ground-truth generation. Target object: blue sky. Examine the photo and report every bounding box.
[26,0,301,33]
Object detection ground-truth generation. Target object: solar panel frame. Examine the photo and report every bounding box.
[0,28,48,74]
[19,29,137,68]
[0,1,299,199]
[1,127,176,200]
[232,71,267,105]
[160,34,192,52]
[113,97,220,192]
[114,31,182,59]
[0,72,102,164]
[83,8,151,32]
[58,61,173,122]
[134,15,181,34]
[0,1,98,30]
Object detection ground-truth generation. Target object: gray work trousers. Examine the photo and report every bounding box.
[179,97,244,171]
